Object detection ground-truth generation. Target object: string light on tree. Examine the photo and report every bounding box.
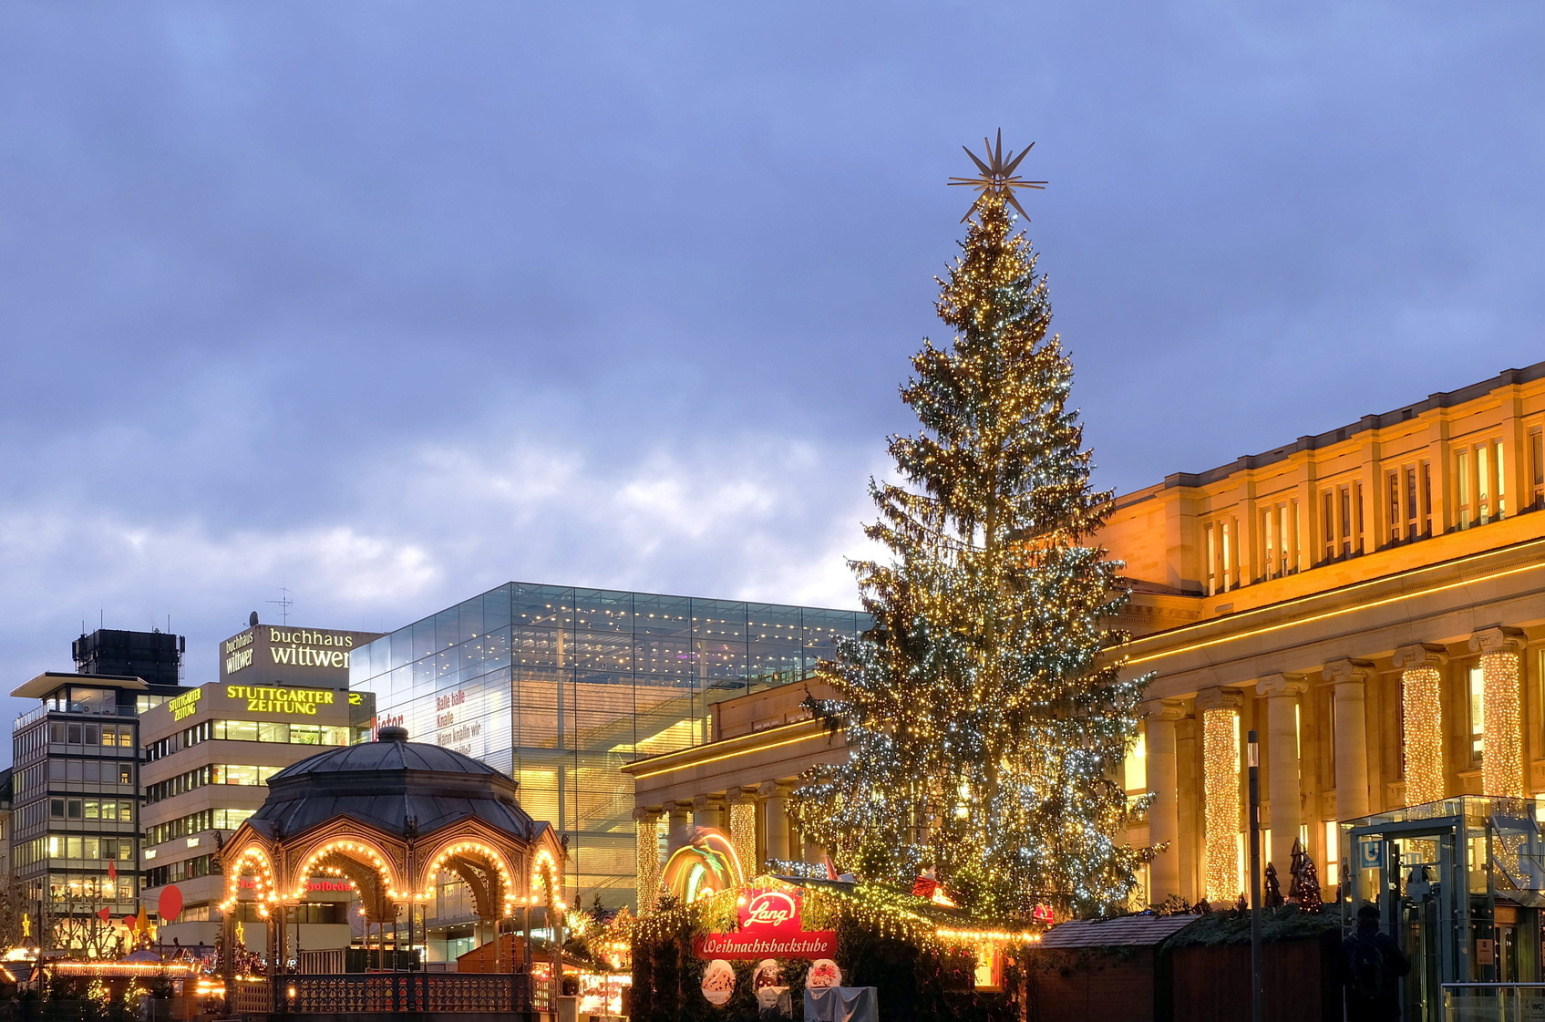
[789,133,1152,918]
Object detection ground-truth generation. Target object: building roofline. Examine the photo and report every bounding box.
[11,671,149,699]
[1153,360,1545,491]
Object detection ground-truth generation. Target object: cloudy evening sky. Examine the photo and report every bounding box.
[2,2,1543,751]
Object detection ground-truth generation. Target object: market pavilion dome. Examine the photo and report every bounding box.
[248,725,537,840]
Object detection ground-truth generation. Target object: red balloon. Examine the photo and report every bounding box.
[159,885,183,922]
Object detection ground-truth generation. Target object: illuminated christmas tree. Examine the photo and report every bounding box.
[790,134,1151,918]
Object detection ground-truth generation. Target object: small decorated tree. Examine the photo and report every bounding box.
[1286,838,1324,911]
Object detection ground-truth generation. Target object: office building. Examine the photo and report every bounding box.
[349,584,865,908]
[139,620,379,950]
[8,629,187,949]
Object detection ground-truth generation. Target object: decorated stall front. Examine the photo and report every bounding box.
[627,868,1038,1022]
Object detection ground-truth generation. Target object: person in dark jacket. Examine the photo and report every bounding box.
[1339,903,1412,1022]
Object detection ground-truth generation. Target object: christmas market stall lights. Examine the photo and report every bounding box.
[627,874,1040,1021]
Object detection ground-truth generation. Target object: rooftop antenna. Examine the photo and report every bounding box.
[267,587,294,626]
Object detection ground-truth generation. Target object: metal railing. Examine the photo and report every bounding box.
[1442,982,1545,1021]
[272,972,534,1014]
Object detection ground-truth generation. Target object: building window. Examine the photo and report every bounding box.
[1259,502,1296,580]
[1206,523,1217,595]
[1469,664,1486,763]
[1386,463,1433,546]
[1124,731,1147,793]
[1530,429,1544,512]
[1456,440,1506,528]
[1322,492,1335,563]
[1325,821,1340,886]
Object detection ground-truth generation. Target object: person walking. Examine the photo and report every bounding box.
[1339,903,1412,1021]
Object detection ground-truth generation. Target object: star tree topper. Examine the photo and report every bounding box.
[948,129,1047,221]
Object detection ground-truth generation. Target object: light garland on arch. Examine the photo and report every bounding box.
[291,839,401,902]
[531,848,566,911]
[420,840,520,916]
[1401,667,1443,804]
[219,846,277,914]
[1202,706,1241,902]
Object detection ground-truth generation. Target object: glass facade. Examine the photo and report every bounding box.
[350,582,865,907]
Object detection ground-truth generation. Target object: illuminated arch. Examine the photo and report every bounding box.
[290,838,403,903]
[661,829,744,902]
[530,848,564,910]
[219,845,277,916]
[418,839,520,919]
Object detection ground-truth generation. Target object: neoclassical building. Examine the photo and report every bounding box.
[1109,361,1545,905]
[628,360,1545,910]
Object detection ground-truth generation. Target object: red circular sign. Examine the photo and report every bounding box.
[158,885,183,922]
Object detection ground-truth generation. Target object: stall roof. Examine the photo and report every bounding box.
[1037,914,1199,948]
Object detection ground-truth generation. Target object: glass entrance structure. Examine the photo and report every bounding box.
[1342,796,1545,1022]
[349,582,865,910]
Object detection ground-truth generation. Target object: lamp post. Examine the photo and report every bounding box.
[1248,729,1263,1022]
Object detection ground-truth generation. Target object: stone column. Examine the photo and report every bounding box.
[1393,643,1448,806]
[692,794,725,830]
[1471,627,1528,797]
[668,801,692,836]
[759,781,792,865]
[1196,688,1244,903]
[1324,659,1373,822]
[1142,699,1187,904]
[633,807,663,914]
[1258,674,1308,880]
[726,789,758,880]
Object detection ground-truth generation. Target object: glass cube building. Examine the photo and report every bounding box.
[349,582,865,908]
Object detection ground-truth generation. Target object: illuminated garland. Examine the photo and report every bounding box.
[1401,667,1443,804]
[531,848,566,911]
[1482,652,1524,797]
[635,815,664,915]
[1202,706,1241,902]
[630,877,1042,956]
[291,839,401,902]
[419,840,520,915]
[728,802,758,878]
[219,846,276,914]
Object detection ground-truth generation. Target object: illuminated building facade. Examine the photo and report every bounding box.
[1108,361,1545,905]
[8,629,187,948]
[620,361,1545,917]
[138,621,378,951]
[349,583,864,909]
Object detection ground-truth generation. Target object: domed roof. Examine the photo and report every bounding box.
[248,727,539,841]
[267,726,500,781]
